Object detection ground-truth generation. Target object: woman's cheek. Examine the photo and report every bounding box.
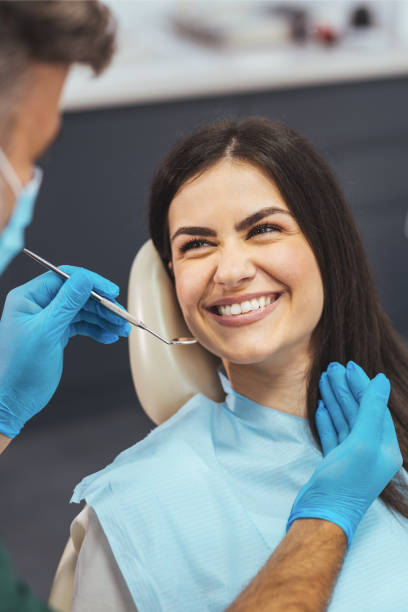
[174,266,202,323]
[271,240,316,286]
[280,242,324,315]
[263,242,302,286]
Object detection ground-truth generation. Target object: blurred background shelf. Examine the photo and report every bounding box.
[62,45,408,110]
[62,0,408,110]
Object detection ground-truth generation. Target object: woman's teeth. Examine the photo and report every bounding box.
[217,295,279,316]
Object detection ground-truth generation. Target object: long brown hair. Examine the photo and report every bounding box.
[149,117,408,519]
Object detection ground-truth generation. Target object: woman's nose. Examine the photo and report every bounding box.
[213,247,256,287]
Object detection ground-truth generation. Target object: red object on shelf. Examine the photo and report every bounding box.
[314,25,339,45]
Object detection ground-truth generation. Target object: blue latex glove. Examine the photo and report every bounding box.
[286,361,403,547]
[0,266,131,438]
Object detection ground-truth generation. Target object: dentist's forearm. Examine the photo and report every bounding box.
[226,519,347,612]
[0,432,12,454]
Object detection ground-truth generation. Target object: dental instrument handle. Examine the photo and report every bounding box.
[22,248,197,345]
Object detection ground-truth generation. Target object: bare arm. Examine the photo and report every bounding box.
[0,432,12,454]
[226,518,347,612]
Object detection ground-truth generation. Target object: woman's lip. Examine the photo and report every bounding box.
[206,293,283,327]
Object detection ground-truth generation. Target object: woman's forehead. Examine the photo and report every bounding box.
[168,159,289,226]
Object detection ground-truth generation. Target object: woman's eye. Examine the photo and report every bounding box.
[178,224,281,253]
[179,238,212,253]
[247,223,282,238]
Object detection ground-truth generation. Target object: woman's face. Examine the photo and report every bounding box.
[168,158,324,365]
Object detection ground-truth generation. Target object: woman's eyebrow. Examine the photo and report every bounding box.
[235,206,293,232]
[170,206,292,242]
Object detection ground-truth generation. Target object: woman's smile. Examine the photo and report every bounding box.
[205,291,284,327]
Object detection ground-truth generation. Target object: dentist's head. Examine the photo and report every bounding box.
[0,0,116,274]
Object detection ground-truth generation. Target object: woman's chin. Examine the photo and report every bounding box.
[201,338,278,366]
[222,350,274,365]
[191,321,284,365]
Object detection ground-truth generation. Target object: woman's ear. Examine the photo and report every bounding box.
[168,260,175,280]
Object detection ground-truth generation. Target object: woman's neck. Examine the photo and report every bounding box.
[223,352,311,418]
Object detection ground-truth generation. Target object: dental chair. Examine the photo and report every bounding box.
[48,240,224,612]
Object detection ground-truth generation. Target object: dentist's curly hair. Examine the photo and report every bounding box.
[149,116,408,521]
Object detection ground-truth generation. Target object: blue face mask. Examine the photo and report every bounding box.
[0,147,42,275]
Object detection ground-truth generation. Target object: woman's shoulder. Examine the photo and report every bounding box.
[72,393,222,504]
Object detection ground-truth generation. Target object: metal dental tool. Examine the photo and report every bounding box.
[23,248,197,346]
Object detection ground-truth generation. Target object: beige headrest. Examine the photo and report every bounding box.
[128,240,224,425]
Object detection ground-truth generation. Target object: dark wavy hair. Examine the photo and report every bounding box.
[149,116,408,520]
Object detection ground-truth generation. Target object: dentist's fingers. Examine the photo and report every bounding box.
[72,308,130,337]
[326,362,359,430]
[319,371,349,442]
[345,361,371,403]
[382,408,403,470]
[44,270,94,333]
[315,400,338,456]
[351,374,390,444]
[69,321,120,344]
[81,296,131,332]
[345,363,400,466]
[59,265,119,298]
[382,407,402,450]
[23,266,119,311]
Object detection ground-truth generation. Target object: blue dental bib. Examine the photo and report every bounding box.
[72,371,408,611]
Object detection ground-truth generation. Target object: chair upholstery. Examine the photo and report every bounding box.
[127,240,224,424]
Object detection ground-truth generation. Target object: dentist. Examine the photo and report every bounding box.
[0,2,130,610]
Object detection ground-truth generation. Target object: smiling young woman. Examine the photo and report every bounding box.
[150,117,408,515]
[167,158,324,395]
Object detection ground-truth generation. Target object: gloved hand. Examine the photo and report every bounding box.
[0,266,131,438]
[286,361,403,547]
